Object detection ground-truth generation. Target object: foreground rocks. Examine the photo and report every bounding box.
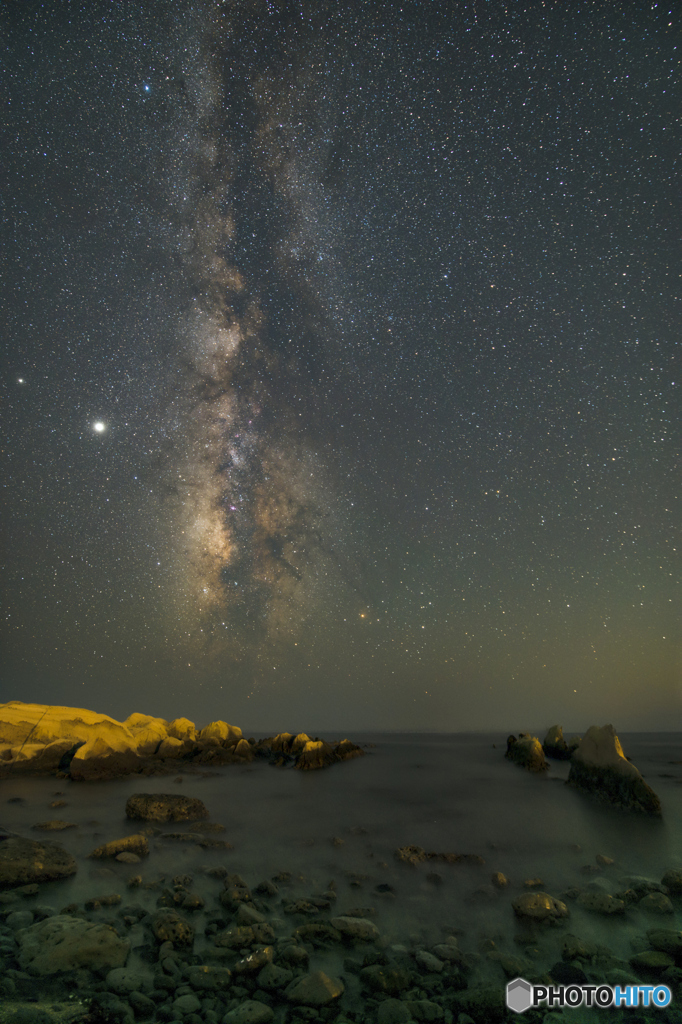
[568,724,662,815]
[0,701,365,780]
[0,837,77,889]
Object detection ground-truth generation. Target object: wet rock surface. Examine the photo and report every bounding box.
[0,837,77,889]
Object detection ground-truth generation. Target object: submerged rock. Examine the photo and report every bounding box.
[17,914,129,974]
[567,724,662,815]
[512,892,569,921]
[0,837,77,889]
[125,793,209,822]
[89,834,149,859]
[286,969,344,1005]
[505,733,548,772]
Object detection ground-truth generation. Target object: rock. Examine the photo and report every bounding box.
[596,854,615,866]
[106,966,154,994]
[567,724,662,815]
[630,951,676,974]
[172,993,202,1016]
[335,739,365,761]
[157,736,194,758]
[296,739,337,770]
[561,934,602,961]
[125,793,209,822]
[123,713,169,754]
[89,834,149,859]
[505,733,548,772]
[543,725,571,760]
[330,915,380,941]
[150,910,195,946]
[491,872,508,888]
[451,985,507,1023]
[647,929,682,956]
[661,869,682,895]
[257,962,293,990]
[406,1000,446,1021]
[416,949,443,972]
[89,993,134,1024]
[31,820,77,831]
[576,892,626,915]
[512,892,569,921]
[167,717,197,741]
[222,1002,275,1024]
[17,914,130,974]
[198,720,242,746]
[115,852,141,864]
[232,947,274,973]
[187,965,232,990]
[396,845,427,866]
[5,910,34,930]
[69,734,141,780]
[360,965,411,994]
[377,999,413,1024]
[639,892,674,914]
[235,903,265,926]
[0,837,77,889]
[285,969,344,1005]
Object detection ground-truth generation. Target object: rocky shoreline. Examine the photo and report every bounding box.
[1,789,681,1024]
[0,704,365,782]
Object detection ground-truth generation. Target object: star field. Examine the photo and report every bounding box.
[1,0,679,730]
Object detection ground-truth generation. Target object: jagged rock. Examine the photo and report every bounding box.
[512,892,569,921]
[167,717,197,741]
[123,713,169,754]
[197,720,242,746]
[543,725,572,760]
[335,738,365,761]
[396,845,427,866]
[0,837,77,889]
[156,735,194,758]
[17,914,129,974]
[150,910,194,946]
[505,733,548,772]
[296,739,336,770]
[567,725,662,815]
[89,835,149,859]
[285,969,344,1005]
[125,793,208,822]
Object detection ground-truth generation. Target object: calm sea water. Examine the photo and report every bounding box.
[2,733,681,971]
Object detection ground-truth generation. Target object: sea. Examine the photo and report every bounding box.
[2,732,681,1017]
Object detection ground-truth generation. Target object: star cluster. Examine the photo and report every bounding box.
[1,0,678,729]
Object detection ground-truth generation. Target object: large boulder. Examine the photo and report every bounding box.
[167,717,197,741]
[543,725,572,760]
[567,724,662,815]
[0,837,77,889]
[505,733,548,772]
[197,721,242,746]
[296,739,336,770]
[124,713,169,754]
[69,734,141,780]
[17,915,129,974]
[125,793,209,822]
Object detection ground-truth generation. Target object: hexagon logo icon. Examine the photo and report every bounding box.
[506,977,533,1014]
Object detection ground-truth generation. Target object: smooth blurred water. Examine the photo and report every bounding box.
[2,733,681,966]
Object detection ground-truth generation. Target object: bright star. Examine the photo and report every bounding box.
[93,421,106,433]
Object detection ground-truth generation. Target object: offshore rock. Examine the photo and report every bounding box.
[543,725,572,760]
[17,914,129,974]
[0,837,77,889]
[505,733,548,772]
[125,793,209,822]
[197,720,242,746]
[166,717,197,741]
[567,724,662,815]
[297,739,337,770]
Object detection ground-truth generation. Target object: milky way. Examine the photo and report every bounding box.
[2,0,679,729]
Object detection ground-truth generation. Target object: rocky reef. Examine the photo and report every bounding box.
[0,703,365,781]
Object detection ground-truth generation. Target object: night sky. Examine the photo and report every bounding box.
[2,1,679,732]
